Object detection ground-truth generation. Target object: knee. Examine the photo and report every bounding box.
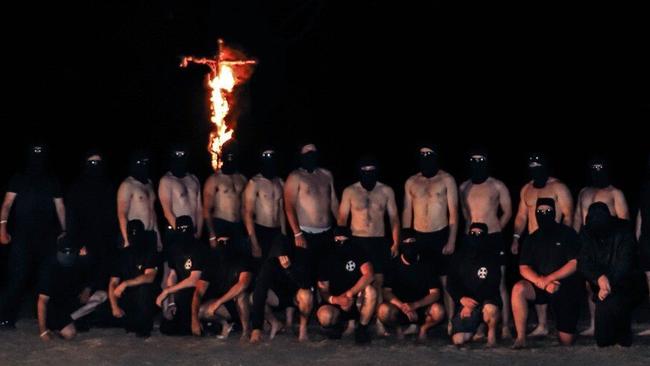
[512,281,528,299]
[61,325,77,340]
[452,333,466,346]
[483,304,499,322]
[317,306,337,327]
[428,303,445,323]
[377,303,395,324]
[363,285,378,305]
[296,289,313,307]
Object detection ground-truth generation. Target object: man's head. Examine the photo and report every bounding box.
[169,144,189,178]
[419,143,439,178]
[129,150,151,184]
[259,147,278,180]
[26,143,48,175]
[221,140,239,175]
[585,202,613,237]
[299,142,318,173]
[528,153,549,188]
[358,155,379,191]
[588,157,610,189]
[468,149,489,184]
[83,149,105,178]
[535,197,557,231]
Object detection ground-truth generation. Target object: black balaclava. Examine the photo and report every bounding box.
[585,202,613,237]
[466,222,489,258]
[83,150,106,179]
[220,140,239,175]
[56,235,78,268]
[589,158,610,189]
[358,155,379,192]
[26,143,48,176]
[400,241,419,265]
[175,215,195,250]
[129,151,150,184]
[528,153,549,189]
[260,149,278,180]
[535,197,557,231]
[299,143,318,173]
[419,144,439,178]
[170,146,189,178]
[468,150,489,184]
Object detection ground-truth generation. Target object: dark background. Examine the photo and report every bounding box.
[1,1,649,215]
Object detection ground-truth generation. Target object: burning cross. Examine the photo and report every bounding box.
[180,39,257,170]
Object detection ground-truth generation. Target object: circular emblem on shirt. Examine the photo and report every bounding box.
[345,260,356,272]
[184,258,192,270]
[477,267,488,279]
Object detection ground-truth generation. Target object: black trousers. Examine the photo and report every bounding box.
[120,284,156,335]
[160,287,194,336]
[594,290,640,347]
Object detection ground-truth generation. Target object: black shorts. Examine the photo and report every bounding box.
[415,227,450,276]
[487,232,507,266]
[396,306,429,326]
[294,229,334,286]
[352,236,390,274]
[255,224,282,260]
[271,281,299,310]
[639,236,650,271]
[319,300,360,323]
[46,299,79,331]
[451,305,484,335]
[531,277,582,334]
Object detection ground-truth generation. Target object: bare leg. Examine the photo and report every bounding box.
[529,304,549,337]
[418,303,444,341]
[581,282,595,336]
[512,280,536,349]
[452,332,473,346]
[373,274,389,337]
[59,323,77,340]
[500,266,512,339]
[263,290,283,339]
[285,307,295,329]
[359,285,377,326]
[557,331,576,346]
[236,292,251,341]
[295,289,313,342]
[483,304,500,347]
[637,272,650,336]
[441,275,454,335]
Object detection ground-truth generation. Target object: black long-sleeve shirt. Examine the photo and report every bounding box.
[447,238,502,306]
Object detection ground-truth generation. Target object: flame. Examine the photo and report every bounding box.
[181,40,256,170]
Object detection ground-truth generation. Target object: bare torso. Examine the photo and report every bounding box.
[460,177,504,233]
[406,171,454,233]
[249,174,284,228]
[206,172,247,222]
[522,178,569,233]
[290,168,334,229]
[576,186,626,225]
[160,173,201,224]
[120,177,157,230]
[346,182,392,237]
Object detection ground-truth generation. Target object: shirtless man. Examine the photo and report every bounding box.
[284,142,339,285]
[337,156,400,336]
[573,158,629,336]
[243,148,286,261]
[117,151,161,251]
[402,144,459,333]
[459,150,513,338]
[203,140,248,251]
[511,153,573,337]
[158,146,203,235]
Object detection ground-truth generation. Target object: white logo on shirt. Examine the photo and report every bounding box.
[184,258,192,270]
[477,267,488,279]
[556,242,561,246]
[345,261,356,272]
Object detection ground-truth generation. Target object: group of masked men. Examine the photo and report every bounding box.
[1,141,649,349]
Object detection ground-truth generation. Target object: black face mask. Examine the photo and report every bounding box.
[84,159,105,179]
[129,157,150,184]
[300,151,318,173]
[221,152,238,175]
[419,151,439,178]
[536,206,556,231]
[26,145,47,176]
[260,151,277,180]
[170,151,188,178]
[529,166,549,188]
[469,156,489,184]
[400,243,419,264]
[466,231,487,257]
[359,168,378,191]
[585,202,612,237]
[589,164,610,189]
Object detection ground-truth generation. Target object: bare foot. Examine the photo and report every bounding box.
[501,326,512,339]
[417,329,428,342]
[216,322,234,340]
[403,324,418,336]
[396,327,405,340]
[250,329,263,344]
[343,321,355,337]
[240,330,250,342]
[637,328,650,336]
[580,326,595,337]
[528,325,548,337]
[375,320,389,337]
[473,325,486,341]
[298,327,309,342]
[486,331,497,347]
[447,321,453,336]
[269,319,284,340]
[512,338,526,349]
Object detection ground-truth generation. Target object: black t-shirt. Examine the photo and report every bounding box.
[66,177,117,253]
[165,241,205,282]
[8,173,62,227]
[38,259,88,301]
[318,242,369,296]
[384,257,439,303]
[640,182,650,238]
[201,247,253,299]
[447,239,502,305]
[520,224,580,276]
[111,243,159,280]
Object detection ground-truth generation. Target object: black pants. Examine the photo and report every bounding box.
[120,284,156,335]
[294,230,333,286]
[0,228,56,323]
[251,259,302,330]
[160,287,194,336]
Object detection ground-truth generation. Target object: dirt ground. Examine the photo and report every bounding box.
[2,318,650,366]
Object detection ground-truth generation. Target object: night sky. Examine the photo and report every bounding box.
[2,1,649,213]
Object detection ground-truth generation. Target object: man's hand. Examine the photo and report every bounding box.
[545,281,561,294]
[510,238,519,255]
[534,276,550,290]
[57,231,67,241]
[442,241,455,255]
[251,243,262,259]
[390,244,399,258]
[79,246,88,256]
[334,235,348,243]
[332,295,353,311]
[294,233,307,248]
[0,231,11,245]
[278,256,291,269]
[112,306,125,319]
[598,288,610,301]
[209,236,218,249]
[460,297,478,309]
[156,290,169,307]
[191,320,203,337]
[114,282,128,298]
[79,288,91,304]
[208,300,223,316]
[597,275,611,293]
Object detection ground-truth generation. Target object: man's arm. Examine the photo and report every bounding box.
[519,265,544,287]
[572,190,584,232]
[116,182,132,244]
[108,277,123,315]
[336,187,351,228]
[191,280,208,335]
[53,198,66,233]
[284,172,304,246]
[343,262,374,298]
[386,187,401,256]
[203,176,217,243]
[511,187,528,254]
[636,210,642,241]
[401,179,413,229]
[545,259,578,283]
[193,176,204,237]
[0,192,16,244]
[158,177,176,228]
[279,180,286,235]
[243,180,260,256]
[37,294,50,336]
[328,173,340,223]
[496,180,513,230]
[613,189,630,220]
[123,268,157,288]
[216,272,252,305]
[556,182,574,227]
[443,176,459,254]
[164,271,202,295]
[411,288,441,310]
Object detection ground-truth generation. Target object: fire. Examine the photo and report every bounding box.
[181,39,256,170]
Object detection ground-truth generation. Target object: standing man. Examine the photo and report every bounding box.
[636,156,650,336]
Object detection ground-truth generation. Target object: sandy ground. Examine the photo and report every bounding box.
[2,318,650,366]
